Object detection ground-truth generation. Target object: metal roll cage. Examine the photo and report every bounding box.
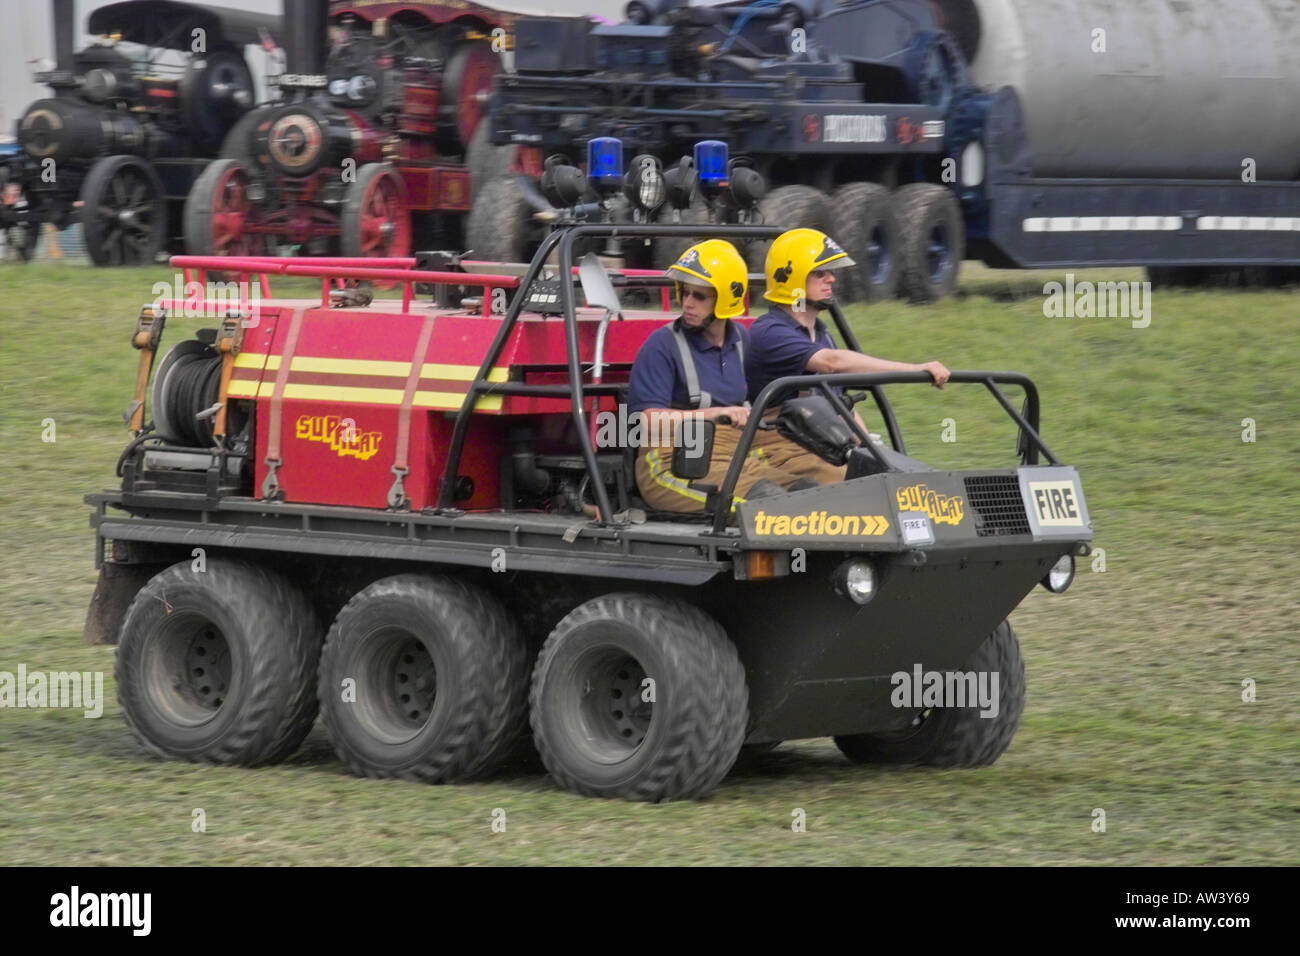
[435,221,1059,528]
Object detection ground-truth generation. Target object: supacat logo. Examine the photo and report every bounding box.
[295,415,382,461]
[752,510,890,536]
[895,484,964,525]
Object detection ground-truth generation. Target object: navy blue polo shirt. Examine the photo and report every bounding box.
[628,319,749,413]
[745,306,838,403]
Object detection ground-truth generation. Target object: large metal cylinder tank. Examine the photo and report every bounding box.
[956,0,1300,180]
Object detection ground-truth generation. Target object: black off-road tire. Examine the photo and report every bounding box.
[115,559,321,765]
[893,182,964,302]
[651,196,712,269]
[834,619,1025,767]
[465,121,516,204]
[830,182,900,302]
[746,184,834,275]
[530,593,748,802]
[465,175,542,263]
[318,574,529,782]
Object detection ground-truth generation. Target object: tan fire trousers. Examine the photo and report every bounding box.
[750,428,848,484]
[635,423,805,514]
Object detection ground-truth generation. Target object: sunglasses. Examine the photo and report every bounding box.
[682,288,714,302]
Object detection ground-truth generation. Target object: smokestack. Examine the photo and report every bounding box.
[282,0,331,75]
[53,0,76,73]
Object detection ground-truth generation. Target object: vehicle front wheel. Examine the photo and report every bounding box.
[530,593,748,802]
[834,619,1025,767]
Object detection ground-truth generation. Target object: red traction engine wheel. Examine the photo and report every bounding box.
[184,158,266,257]
[342,163,412,259]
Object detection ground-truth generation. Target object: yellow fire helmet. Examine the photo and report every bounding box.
[763,228,856,305]
[664,239,749,319]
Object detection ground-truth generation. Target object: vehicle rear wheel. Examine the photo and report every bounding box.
[834,619,1025,767]
[746,184,834,276]
[530,593,748,801]
[80,155,166,266]
[184,158,267,257]
[830,182,900,302]
[341,163,411,259]
[115,559,321,765]
[317,575,529,782]
[893,182,963,302]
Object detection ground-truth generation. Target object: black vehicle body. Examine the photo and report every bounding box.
[1,0,277,265]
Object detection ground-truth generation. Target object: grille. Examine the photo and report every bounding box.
[964,474,1031,537]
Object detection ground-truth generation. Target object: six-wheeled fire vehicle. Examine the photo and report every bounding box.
[183,0,544,260]
[85,142,1091,802]
[2,0,278,265]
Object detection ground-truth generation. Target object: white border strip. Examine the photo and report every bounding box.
[1023,216,1183,233]
[1196,217,1300,231]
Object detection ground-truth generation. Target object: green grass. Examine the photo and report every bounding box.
[1,260,1297,865]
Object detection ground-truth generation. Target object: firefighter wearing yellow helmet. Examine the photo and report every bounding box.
[745,228,952,484]
[626,239,815,515]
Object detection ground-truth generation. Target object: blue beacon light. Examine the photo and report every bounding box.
[694,140,729,187]
[587,137,625,192]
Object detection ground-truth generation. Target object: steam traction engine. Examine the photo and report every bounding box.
[2,0,276,265]
[184,1,539,260]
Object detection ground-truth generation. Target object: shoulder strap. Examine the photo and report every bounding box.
[670,322,711,409]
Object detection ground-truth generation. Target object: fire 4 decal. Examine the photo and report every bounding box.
[896,483,965,525]
[295,415,383,461]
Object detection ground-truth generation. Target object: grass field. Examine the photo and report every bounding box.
[0,260,1296,865]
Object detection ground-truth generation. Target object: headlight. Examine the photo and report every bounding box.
[833,559,877,604]
[1041,554,1074,593]
[961,141,985,187]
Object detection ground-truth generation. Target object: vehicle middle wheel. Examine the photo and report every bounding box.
[317,574,529,782]
[529,593,749,802]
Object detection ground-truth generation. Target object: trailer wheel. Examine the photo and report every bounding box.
[184,158,266,257]
[341,163,411,259]
[80,155,166,266]
[834,619,1025,767]
[831,182,900,302]
[465,121,517,204]
[115,559,321,765]
[652,197,711,269]
[893,182,963,302]
[465,175,548,263]
[530,594,748,801]
[746,184,834,275]
[317,575,529,782]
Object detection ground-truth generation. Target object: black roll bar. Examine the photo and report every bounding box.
[709,370,1056,534]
